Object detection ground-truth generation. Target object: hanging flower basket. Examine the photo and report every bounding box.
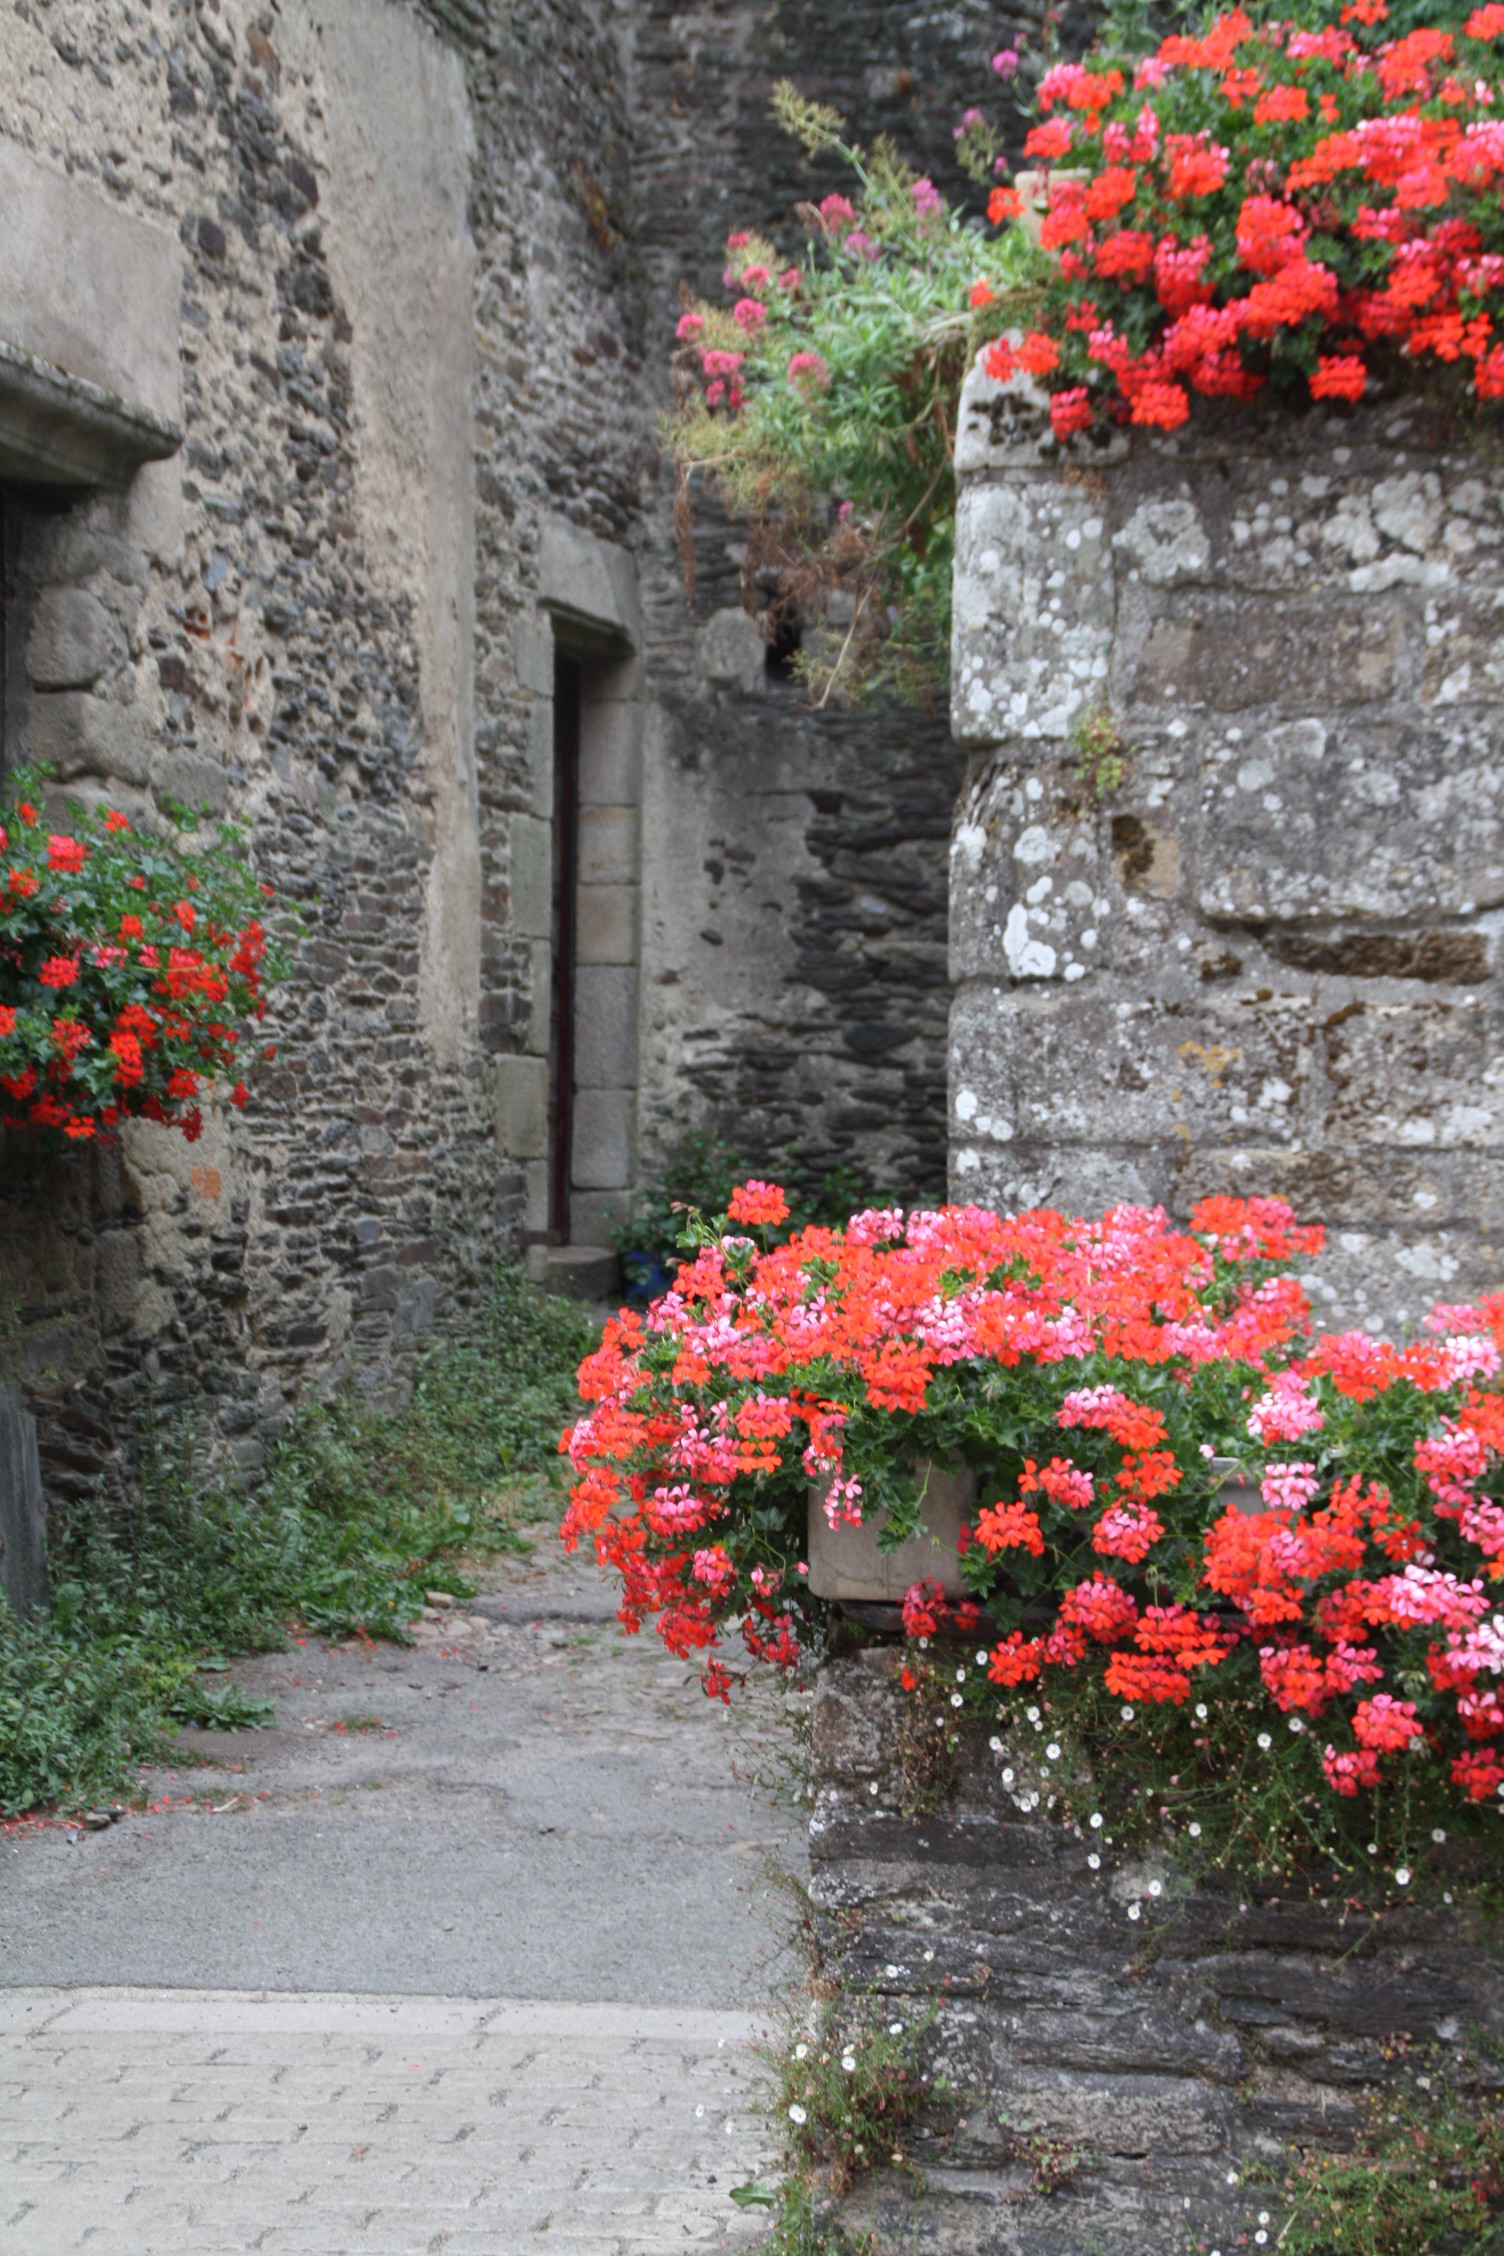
[0,772,286,1145]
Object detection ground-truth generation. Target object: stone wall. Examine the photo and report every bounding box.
[948,366,1504,1332]
[812,1648,1504,2252]
[1,0,1084,1507]
[0,0,646,1498]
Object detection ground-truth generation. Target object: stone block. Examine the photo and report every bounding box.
[1422,589,1504,704]
[1122,590,1407,713]
[149,746,229,818]
[953,343,1129,477]
[521,1158,549,1236]
[950,983,1309,1159]
[509,814,552,939]
[569,1187,632,1246]
[697,606,763,692]
[1322,995,1504,1150]
[0,1385,48,1622]
[952,1138,1162,1220]
[577,804,637,888]
[951,771,1106,984]
[20,690,149,786]
[576,882,636,966]
[574,964,638,1090]
[578,695,643,806]
[526,695,554,820]
[1190,715,1504,924]
[985,2064,1232,2156]
[952,480,1114,747]
[542,1244,620,1301]
[1112,488,1212,587]
[0,133,183,433]
[538,516,642,649]
[523,939,553,1056]
[492,1054,549,1162]
[27,586,115,690]
[513,613,554,696]
[571,1086,633,1190]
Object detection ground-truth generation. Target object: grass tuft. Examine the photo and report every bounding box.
[0,1266,593,1814]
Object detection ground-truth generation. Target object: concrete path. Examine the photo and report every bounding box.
[0,1519,798,2251]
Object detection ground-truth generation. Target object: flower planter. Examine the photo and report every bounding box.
[807,1462,977,1603]
[807,1458,1260,1609]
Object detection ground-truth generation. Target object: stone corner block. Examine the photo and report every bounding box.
[0,131,183,434]
[492,1053,550,1162]
[576,883,637,966]
[955,343,1129,478]
[571,1085,634,1190]
[509,812,552,939]
[21,690,149,786]
[574,962,639,1090]
[27,585,114,690]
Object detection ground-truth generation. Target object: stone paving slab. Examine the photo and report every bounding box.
[0,1988,772,2254]
[0,1522,805,2003]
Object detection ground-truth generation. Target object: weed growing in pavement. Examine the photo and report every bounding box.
[0,1266,594,1814]
[773,1992,943,2195]
[169,1678,276,1732]
[726,1855,952,2250]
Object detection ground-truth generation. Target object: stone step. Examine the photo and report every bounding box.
[540,1243,620,1301]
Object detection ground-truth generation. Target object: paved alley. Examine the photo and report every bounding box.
[0,1522,797,2252]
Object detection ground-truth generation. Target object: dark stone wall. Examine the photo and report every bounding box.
[0,0,645,1500]
[813,1649,1504,2252]
[625,0,1070,1207]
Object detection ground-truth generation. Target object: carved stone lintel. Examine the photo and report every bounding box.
[0,338,181,487]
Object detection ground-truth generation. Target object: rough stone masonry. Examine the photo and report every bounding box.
[813,1647,1504,2255]
[0,0,1060,1511]
[948,358,1504,1333]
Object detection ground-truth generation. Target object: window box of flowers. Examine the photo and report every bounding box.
[564,1178,1504,1894]
[0,772,282,1148]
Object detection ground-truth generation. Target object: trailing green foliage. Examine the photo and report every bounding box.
[0,1267,593,1814]
[1272,2040,1504,2254]
[667,86,1044,704]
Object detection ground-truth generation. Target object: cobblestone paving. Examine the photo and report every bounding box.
[0,1524,794,2252]
[0,1990,767,2253]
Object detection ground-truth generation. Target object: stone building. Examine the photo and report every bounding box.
[0,0,1025,1503]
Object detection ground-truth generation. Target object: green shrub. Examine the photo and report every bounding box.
[611,1126,882,1299]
